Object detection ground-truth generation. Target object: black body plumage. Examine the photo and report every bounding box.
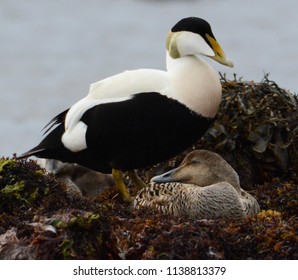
[22,92,213,174]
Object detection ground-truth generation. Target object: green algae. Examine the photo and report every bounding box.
[0,158,46,212]
[0,180,27,204]
[0,159,16,173]
[68,212,101,229]
[0,180,25,194]
[59,239,76,259]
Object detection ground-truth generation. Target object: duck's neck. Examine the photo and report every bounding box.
[166,52,222,118]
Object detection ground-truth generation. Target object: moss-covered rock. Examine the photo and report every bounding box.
[0,158,109,259]
[0,158,50,213]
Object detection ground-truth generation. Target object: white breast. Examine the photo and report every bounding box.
[166,53,222,118]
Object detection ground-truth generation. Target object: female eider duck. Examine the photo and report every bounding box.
[134,150,260,220]
[19,17,233,201]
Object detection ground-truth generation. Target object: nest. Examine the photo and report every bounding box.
[0,75,297,259]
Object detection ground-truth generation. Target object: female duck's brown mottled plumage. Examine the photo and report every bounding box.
[134,150,260,220]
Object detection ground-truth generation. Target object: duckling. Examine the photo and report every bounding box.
[39,159,114,197]
[134,150,260,220]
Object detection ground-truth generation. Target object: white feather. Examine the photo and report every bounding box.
[88,69,169,99]
[175,32,215,57]
[62,121,87,152]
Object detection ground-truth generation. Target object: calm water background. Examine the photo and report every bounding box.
[1,0,297,157]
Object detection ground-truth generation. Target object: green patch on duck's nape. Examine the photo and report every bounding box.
[166,32,180,59]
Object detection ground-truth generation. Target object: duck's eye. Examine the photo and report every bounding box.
[190,159,201,165]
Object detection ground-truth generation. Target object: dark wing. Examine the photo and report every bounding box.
[18,109,69,159]
[42,108,69,135]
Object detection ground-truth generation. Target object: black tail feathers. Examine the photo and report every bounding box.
[17,147,47,159]
[17,123,66,160]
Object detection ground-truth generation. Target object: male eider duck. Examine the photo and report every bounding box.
[134,150,260,220]
[19,17,233,201]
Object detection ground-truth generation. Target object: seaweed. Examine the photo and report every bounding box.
[0,75,297,259]
[0,157,109,259]
[200,74,297,185]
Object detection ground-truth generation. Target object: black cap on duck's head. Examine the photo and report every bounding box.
[171,17,214,37]
[151,150,240,190]
[166,17,233,67]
